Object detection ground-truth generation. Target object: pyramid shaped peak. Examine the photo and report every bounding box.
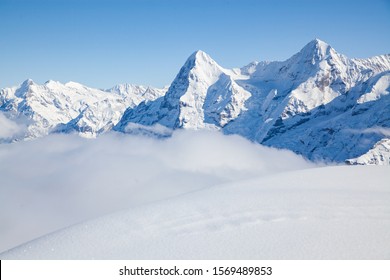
[293,38,337,64]
[19,79,37,91]
[191,49,211,58]
[312,38,329,46]
[303,38,331,53]
[186,50,217,66]
[21,78,35,86]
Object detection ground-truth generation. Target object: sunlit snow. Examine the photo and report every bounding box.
[0,132,389,259]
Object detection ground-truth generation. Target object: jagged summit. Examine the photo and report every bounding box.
[292,38,334,64]
[168,49,224,93]
[2,40,390,164]
[12,79,36,98]
[309,38,329,47]
[21,78,35,87]
[188,50,212,61]
[303,38,331,52]
[44,80,65,88]
[182,50,220,72]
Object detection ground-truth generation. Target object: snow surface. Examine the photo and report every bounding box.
[0,131,389,259]
[1,166,389,259]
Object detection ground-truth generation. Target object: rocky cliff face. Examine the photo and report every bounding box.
[2,39,389,164]
[115,39,390,163]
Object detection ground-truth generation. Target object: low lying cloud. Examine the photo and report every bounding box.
[124,123,173,137]
[361,127,390,137]
[0,112,24,139]
[345,126,390,137]
[0,130,314,252]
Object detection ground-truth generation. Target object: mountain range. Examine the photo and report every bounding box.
[1,39,389,164]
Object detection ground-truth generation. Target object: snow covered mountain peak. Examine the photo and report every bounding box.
[44,80,60,85]
[179,49,224,84]
[14,78,35,87]
[115,39,390,163]
[287,38,338,69]
[303,38,331,57]
[22,78,35,86]
[2,40,390,164]
[115,49,252,130]
[188,50,214,63]
[0,79,166,139]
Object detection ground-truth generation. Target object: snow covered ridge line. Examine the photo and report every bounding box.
[0,79,167,140]
[114,39,390,165]
[346,138,390,165]
[1,38,390,164]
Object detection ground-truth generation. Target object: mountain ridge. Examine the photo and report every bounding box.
[1,39,389,164]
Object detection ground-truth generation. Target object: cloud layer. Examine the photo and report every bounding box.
[0,112,24,139]
[0,130,313,252]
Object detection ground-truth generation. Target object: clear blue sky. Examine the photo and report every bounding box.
[1,0,389,89]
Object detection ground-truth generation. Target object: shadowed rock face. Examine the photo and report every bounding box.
[115,40,390,164]
[2,39,390,164]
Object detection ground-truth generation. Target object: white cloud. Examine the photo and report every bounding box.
[125,122,173,137]
[0,130,314,252]
[361,127,390,137]
[0,112,23,138]
[345,126,390,137]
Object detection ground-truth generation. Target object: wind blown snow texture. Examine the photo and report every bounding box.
[1,39,390,164]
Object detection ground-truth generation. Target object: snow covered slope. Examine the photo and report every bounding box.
[114,50,251,131]
[0,130,314,254]
[347,138,390,165]
[0,80,165,139]
[116,39,390,163]
[1,165,389,259]
[1,39,389,163]
[255,70,390,162]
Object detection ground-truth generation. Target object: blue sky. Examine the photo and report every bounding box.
[1,0,389,89]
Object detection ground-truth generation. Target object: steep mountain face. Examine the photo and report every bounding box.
[222,40,390,161]
[346,138,390,165]
[115,39,390,163]
[1,39,389,164]
[114,50,251,132]
[0,80,165,139]
[256,70,390,162]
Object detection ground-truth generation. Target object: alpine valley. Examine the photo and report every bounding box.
[1,39,389,164]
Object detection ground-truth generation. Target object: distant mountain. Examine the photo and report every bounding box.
[0,80,165,139]
[1,39,389,164]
